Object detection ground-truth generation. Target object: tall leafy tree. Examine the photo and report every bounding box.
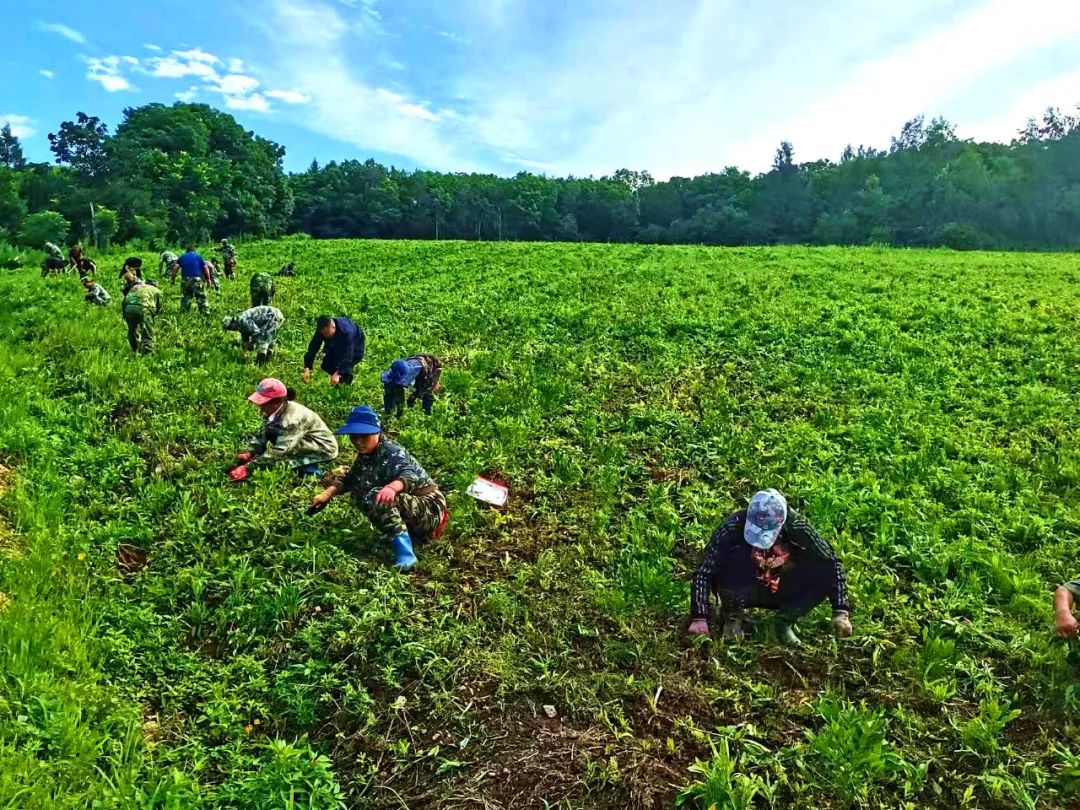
[48,113,110,179]
[0,125,26,170]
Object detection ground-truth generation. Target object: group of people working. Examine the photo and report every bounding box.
[49,240,1080,646]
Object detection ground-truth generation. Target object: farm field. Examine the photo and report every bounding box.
[0,239,1078,809]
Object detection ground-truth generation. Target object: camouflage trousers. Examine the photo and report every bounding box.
[355,487,447,539]
[123,305,155,354]
[250,288,274,307]
[180,277,208,313]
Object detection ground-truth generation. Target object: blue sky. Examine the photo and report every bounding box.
[3,0,1080,177]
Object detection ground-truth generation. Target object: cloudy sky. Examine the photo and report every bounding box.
[3,0,1080,177]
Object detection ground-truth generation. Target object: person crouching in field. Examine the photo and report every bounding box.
[170,244,211,314]
[222,306,284,364]
[309,406,448,570]
[122,257,144,285]
[42,242,66,276]
[121,277,163,354]
[205,260,222,293]
[228,378,339,482]
[83,276,111,306]
[688,489,852,645]
[383,355,442,415]
[279,262,295,277]
[76,256,97,278]
[1054,578,1080,637]
[303,315,365,387]
[250,272,276,307]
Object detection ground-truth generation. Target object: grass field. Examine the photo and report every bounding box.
[0,238,1078,809]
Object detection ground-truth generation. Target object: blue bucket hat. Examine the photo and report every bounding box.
[744,489,788,549]
[335,405,382,435]
[381,359,411,386]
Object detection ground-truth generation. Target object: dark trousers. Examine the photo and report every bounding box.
[717,569,832,622]
[320,356,354,384]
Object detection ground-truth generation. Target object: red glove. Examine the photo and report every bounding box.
[236,452,254,463]
[227,465,249,481]
[375,485,397,504]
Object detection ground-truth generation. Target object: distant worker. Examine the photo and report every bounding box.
[158,251,178,277]
[42,242,66,276]
[310,406,448,570]
[67,244,85,272]
[382,354,442,415]
[219,239,237,279]
[205,259,222,293]
[170,244,211,314]
[222,305,285,365]
[303,315,365,387]
[279,262,295,277]
[82,276,111,306]
[76,256,97,278]
[688,489,852,645]
[227,378,339,481]
[122,256,144,284]
[121,277,163,354]
[1054,577,1080,638]
[249,271,276,307]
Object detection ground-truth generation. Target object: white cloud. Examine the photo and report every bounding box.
[175,87,200,102]
[172,48,220,64]
[962,70,1080,144]
[86,56,135,92]
[254,0,479,169]
[215,74,261,95]
[227,58,246,73]
[40,69,54,79]
[0,114,35,139]
[147,54,221,80]
[39,21,86,44]
[224,93,271,112]
[144,43,162,51]
[265,89,310,104]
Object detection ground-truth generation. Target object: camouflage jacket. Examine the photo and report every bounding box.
[85,283,112,305]
[248,401,339,467]
[159,252,178,272]
[220,243,237,261]
[236,306,284,348]
[249,273,275,294]
[122,282,163,316]
[338,439,436,498]
[44,242,64,260]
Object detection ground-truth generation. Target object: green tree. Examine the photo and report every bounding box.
[18,211,70,247]
[48,113,110,179]
[92,205,119,248]
[0,125,26,170]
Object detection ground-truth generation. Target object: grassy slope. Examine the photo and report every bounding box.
[0,239,1078,809]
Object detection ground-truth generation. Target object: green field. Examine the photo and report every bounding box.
[0,239,1078,809]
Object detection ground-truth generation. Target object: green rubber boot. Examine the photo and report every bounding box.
[776,618,802,646]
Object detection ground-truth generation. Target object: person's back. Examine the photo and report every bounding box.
[125,281,162,313]
[177,249,205,278]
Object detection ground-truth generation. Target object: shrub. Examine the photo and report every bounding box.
[18,211,70,247]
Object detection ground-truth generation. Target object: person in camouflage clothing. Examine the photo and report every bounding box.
[42,242,66,276]
[382,354,442,416]
[279,262,295,277]
[310,406,448,570]
[170,245,211,314]
[249,272,276,307]
[227,378,339,481]
[83,276,112,306]
[222,305,285,364]
[158,251,178,277]
[219,239,237,279]
[205,260,222,293]
[121,278,163,354]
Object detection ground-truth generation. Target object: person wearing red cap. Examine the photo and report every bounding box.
[227,378,339,481]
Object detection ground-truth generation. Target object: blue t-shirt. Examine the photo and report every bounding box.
[177,251,206,279]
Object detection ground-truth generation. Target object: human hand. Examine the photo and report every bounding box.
[227,465,249,481]
[375,485,397,505]
[310,491,332,508]
[1056,611,1080,638]
[832,610,853,638]
[687,619,709,636]
[236,452,253,463]
[330,372,341,387]
[302,368,312,384]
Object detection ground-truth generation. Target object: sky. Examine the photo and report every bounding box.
[2,0,1080,178]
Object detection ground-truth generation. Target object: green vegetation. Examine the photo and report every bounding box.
[3,104,1080,249]
[0,240,1077,808]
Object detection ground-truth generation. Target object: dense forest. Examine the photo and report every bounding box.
[1,101,1078,251]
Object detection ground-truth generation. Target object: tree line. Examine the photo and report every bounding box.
[1,101,1078,252]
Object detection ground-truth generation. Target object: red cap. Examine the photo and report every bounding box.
[248,378,287,405]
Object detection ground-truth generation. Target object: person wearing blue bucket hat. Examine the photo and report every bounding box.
[382,354,442,416]
[687,489,852,645]
[309,406,449,570]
